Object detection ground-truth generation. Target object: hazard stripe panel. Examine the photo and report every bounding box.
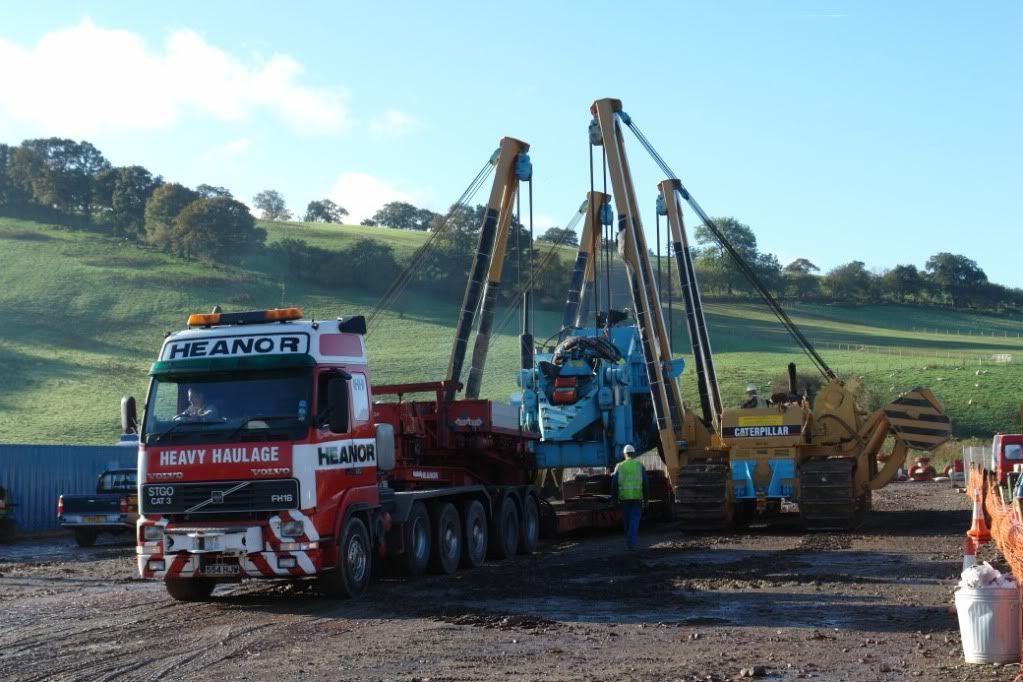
[884,389,951,452]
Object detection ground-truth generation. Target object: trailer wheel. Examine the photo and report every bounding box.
[320,516,372,598]
[402,502,431,576]
[165,578,216,602]
[518,494,540,555]
[74,529,97,547]
[489,495,519,560]
[461,500,488,568]
[430,503,462,575]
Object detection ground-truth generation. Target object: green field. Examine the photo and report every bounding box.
[2,216,1022,447]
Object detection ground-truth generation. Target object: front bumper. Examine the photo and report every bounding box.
[137,512,324,580]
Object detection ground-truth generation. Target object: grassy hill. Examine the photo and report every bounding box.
[2,216,1022,450]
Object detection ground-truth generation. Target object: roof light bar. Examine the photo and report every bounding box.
[187,307,303,327]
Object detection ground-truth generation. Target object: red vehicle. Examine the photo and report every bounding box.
[992,433,1023,485]
[130,308,541,601]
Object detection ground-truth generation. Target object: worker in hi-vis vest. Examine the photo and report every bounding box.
[611,444,648,550]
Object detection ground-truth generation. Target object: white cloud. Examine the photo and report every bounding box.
[223,138,251,156]
[325,172,414,222]
[367,110,417,138]
[0,19,348,136]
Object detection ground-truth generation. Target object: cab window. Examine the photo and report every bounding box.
[351,372,370,423]
[1005,444,1023,461]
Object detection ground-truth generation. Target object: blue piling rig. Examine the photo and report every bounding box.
[514,320,683,470]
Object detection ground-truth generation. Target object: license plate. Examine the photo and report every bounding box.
[202,562,240,576]
[83,516,106,524]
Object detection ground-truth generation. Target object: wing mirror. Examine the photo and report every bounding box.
[120,396,138,434]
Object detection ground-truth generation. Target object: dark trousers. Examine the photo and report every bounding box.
[621,500,642,549]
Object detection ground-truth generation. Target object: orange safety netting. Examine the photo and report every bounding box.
[967,466,1023,679]
[969,466,1023,574]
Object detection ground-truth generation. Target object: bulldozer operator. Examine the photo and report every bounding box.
[741,384,768,409]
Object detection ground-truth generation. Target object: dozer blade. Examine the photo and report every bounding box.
[883,388,952,451]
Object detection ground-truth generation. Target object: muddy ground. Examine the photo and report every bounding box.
[0,482,1015,682]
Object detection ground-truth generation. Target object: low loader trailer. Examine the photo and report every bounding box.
[131,308,544,601]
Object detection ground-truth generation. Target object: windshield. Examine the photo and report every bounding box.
[98,471,137,493]
[142,368,312,445]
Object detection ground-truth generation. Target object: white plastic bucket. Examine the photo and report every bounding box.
[955,587,1021,664]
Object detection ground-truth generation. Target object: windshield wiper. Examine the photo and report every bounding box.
[151,417,226,444]
[225,415,299,441]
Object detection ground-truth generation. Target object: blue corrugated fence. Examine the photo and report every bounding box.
[0,445,137,533]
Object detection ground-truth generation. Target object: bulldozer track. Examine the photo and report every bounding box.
[798,458,865,531]
[674,462,732,530]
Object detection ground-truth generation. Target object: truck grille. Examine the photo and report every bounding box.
[141,479,299,514]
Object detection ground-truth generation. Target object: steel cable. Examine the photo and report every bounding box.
[366,158,495,334]
[622,117,835,379]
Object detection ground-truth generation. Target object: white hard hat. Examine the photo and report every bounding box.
[623,444,636,455]
[746,384,758,393]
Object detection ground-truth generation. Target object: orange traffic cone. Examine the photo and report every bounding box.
[962,536,977,571]
[967,489,992,544]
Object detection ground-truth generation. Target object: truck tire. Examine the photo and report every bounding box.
[430,503,462,575]
[518,494,540,555]
[402,502,431,576]
[74,529,97,548]
[165,578,216,602]
[320,516,372,598]
[461,499,488,568]
[489,495,519,560]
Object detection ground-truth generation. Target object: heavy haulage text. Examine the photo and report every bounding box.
[157,446,281,466]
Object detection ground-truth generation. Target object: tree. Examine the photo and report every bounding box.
[173,197,266,262]
[882,264,924,303]
[304,199,349,223]
[360,218,378,227]
[0,143,34,211]
[752,252,784,296]
[822,260,875,302]
[17,138,110,220]
[784,258,819,275]
[925,252,987,308]
[694,217,759,295]
[107,166,162,239]
[784,271,821,301]
[253,189,292,221]
[196,184,233,199]
[144,183,199,252]
[538,226,578,246]
[372,201,436,230]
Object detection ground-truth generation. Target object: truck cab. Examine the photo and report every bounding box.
[135,308,385,601]
[992,433,1023,485]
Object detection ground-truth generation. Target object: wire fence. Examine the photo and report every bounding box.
[808,341,1021,366]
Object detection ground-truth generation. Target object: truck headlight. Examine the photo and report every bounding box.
[280,520,304,538]
[143,525,164,541]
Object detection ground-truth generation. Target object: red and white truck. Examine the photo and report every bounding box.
[131,307,540,601]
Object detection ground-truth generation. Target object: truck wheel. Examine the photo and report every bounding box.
[74,529,97,547]
[518,494,540,555]
[461,499,488,568]
[430,503,462,575]
[165,578,216,602]
[402,502,431,576]
[0,519,15,544]
[320,516,372,598]
[489,495,519,560]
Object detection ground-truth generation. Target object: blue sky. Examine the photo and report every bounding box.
[1,2,1020,286]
